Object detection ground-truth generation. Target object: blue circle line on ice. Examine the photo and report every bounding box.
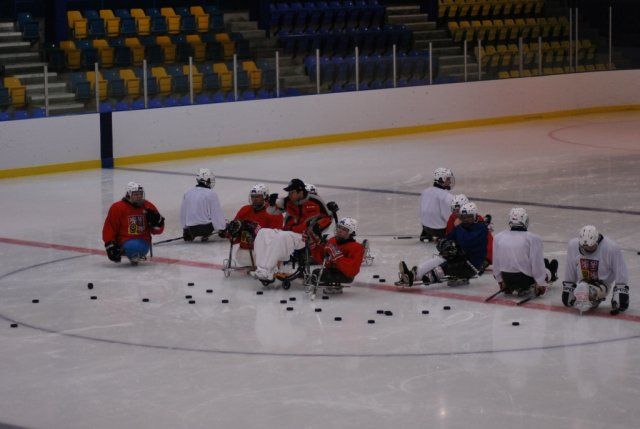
[2,255,639,358]
[115,167,640,217]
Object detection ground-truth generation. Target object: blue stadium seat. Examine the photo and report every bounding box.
[195,93,210,104]
[115,100,131,111]
[131,98,145,109]
[12,110,29,120]
[149,97,163,108]
[0,110,10,121]
[211,91,225,103]
[99,101,113,112]
[31,107,46,118]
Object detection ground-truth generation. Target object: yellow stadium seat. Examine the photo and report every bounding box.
[60,40,81,70]
[242,61,263,89]
[186,34,206,62]
[86,71,108,100]
[595,63,607,71]
[213,63,232,91]
[160,8,181,35]
[182,64,203,93]
[151,67,172,95]
[498,71,510,79]
[92,39,114,68]
[67,11,87,39]
[131,9,151,36]
[118,69,141,97]
[99,10,120,38]
[215,33,235,59]
[124,38,145,66]
[3,77,26,107]
[190,6,210,33]
[156,36,176,64]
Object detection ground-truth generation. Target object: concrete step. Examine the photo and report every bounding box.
[279,64,305,75]
[446,72,480,81]
[403,22,437,32]
[439,63,479,75]
[414,39,456,49]
[25,82,68,94]
[286,83,317,94]
[438,55,474,66]
[4,61,47,74]
[224,12,250,23]
[413,29,450,40]
[282,74,311,85]
[431,46,462,55]
[249,38,277,49]
[42,102,87,116]
[386,6,421,15]
[237,29,268,40]
[0,51,40,64]
[30,92,77,105]
[0,31,23,43]
[228,20,258,32]
[387,14,429,24]
[0,22,16,32]
[13,72,58,84]
[0,41,31,53]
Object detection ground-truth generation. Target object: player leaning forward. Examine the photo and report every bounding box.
[180,168,226,241]
[562,225,629,314]
[250,178,333,283]
[102,182,165,265]
[492,208,558,297]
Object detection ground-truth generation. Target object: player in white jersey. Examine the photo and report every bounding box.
[179,168,227,241]
[419,167,455,242]
[562,225,630,314]
[492,208,558,297]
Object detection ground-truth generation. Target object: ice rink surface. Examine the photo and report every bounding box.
[1,111,640,429]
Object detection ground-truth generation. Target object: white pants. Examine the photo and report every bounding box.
[231,244,255,268]
[253,229,306,280]
[416,256,446,279]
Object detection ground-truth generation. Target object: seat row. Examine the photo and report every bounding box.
[497,63,611,79]
[449,16,569,43]
[278,25,413,57]
[0,108,46,121]
[0,77,26,108]
[69,62,268,101]
[439,0,544,20]
[51,33,247,71]
[66,6,224,40]
[270,0,385,34]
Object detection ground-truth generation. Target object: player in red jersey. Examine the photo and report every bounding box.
[102,182,165,265]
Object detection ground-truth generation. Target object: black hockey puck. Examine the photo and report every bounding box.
[87,282,94,289]
[443,306,451,310]
[221,299,229,304]
[384,310,393,316]
[334,317,342,321]
[289,297,296,301]
[142,298,149,302]
[187,282,194,286]
[610,309,620,316]
[379,279,386,283]
[256,291,263,295]
[185,295,192,299]
[512,321,520,326]
[32,299,39,303]
[90,296,97,300]
[10,323,17,328]
[315,308,322,312]
[206,289,213,293]
[637,251,640,255]
[373,275,380,279]
[280,300,287,304]
[189,300,195,304]
[422,310,429,314]
[322,295,329,300]
[376,310,384,314]
[286,307,294,311]
[368,319,375,324]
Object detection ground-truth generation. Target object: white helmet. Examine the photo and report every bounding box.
[125,181,144,199]
[459,202,477,219]
[451,194,469,212]
[433,167,455,189]
[250,183,269,199]
[578,225,599,249]
[196,168,214,187]
[337,217,358,236]
[305,184,317,195]
[508,207,529,229]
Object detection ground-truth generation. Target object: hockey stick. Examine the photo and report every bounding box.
[516,288,545,306]
[153,236,183,245]
[484,290,503,302]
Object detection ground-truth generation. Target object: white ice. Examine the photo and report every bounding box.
[1,111,640,429]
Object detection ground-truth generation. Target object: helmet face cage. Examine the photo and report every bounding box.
[249,184,269,206]
[305,184,317,195]
[459,202,477,221]
[434,168,455,189]
[508,208,529,229]
[125,182,145,205]
[336,217,357,236]
[197,169,214,187]
[578,225,599,250]
[451,194,469,212]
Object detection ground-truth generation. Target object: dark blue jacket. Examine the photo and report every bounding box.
[446,222,488,269]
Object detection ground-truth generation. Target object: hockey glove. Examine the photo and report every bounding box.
[327,201,339,213]
[225,220,242,237]
[611,284,629,312]
[183,228,194,242]
[324,243,343,263]
[268,193,279,207]
[145,210,164,228]
[562,281,577,307]
[105,241,122,263]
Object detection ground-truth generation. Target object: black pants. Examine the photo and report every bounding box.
[312,267,353,285]
[442,258,478,279]
[501,272,536,293]
[183,223,214,241]
[420,226,445,241]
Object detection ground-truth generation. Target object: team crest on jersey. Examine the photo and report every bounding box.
[579,258,599,281]
[128,215,145,235]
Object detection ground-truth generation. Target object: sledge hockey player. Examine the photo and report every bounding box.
[562,225,629,314]
[102,182,165,265]
[305,183,317,195]
[308,217,365,293]
[180,168,226,242]
[250,178,333,283]
[222,184,284,269]
[446,194,494,268]
[419,167,455,242]
[399,202,488,286]
[492,208,558,298]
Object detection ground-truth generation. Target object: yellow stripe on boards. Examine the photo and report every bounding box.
[0,160,101,179]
